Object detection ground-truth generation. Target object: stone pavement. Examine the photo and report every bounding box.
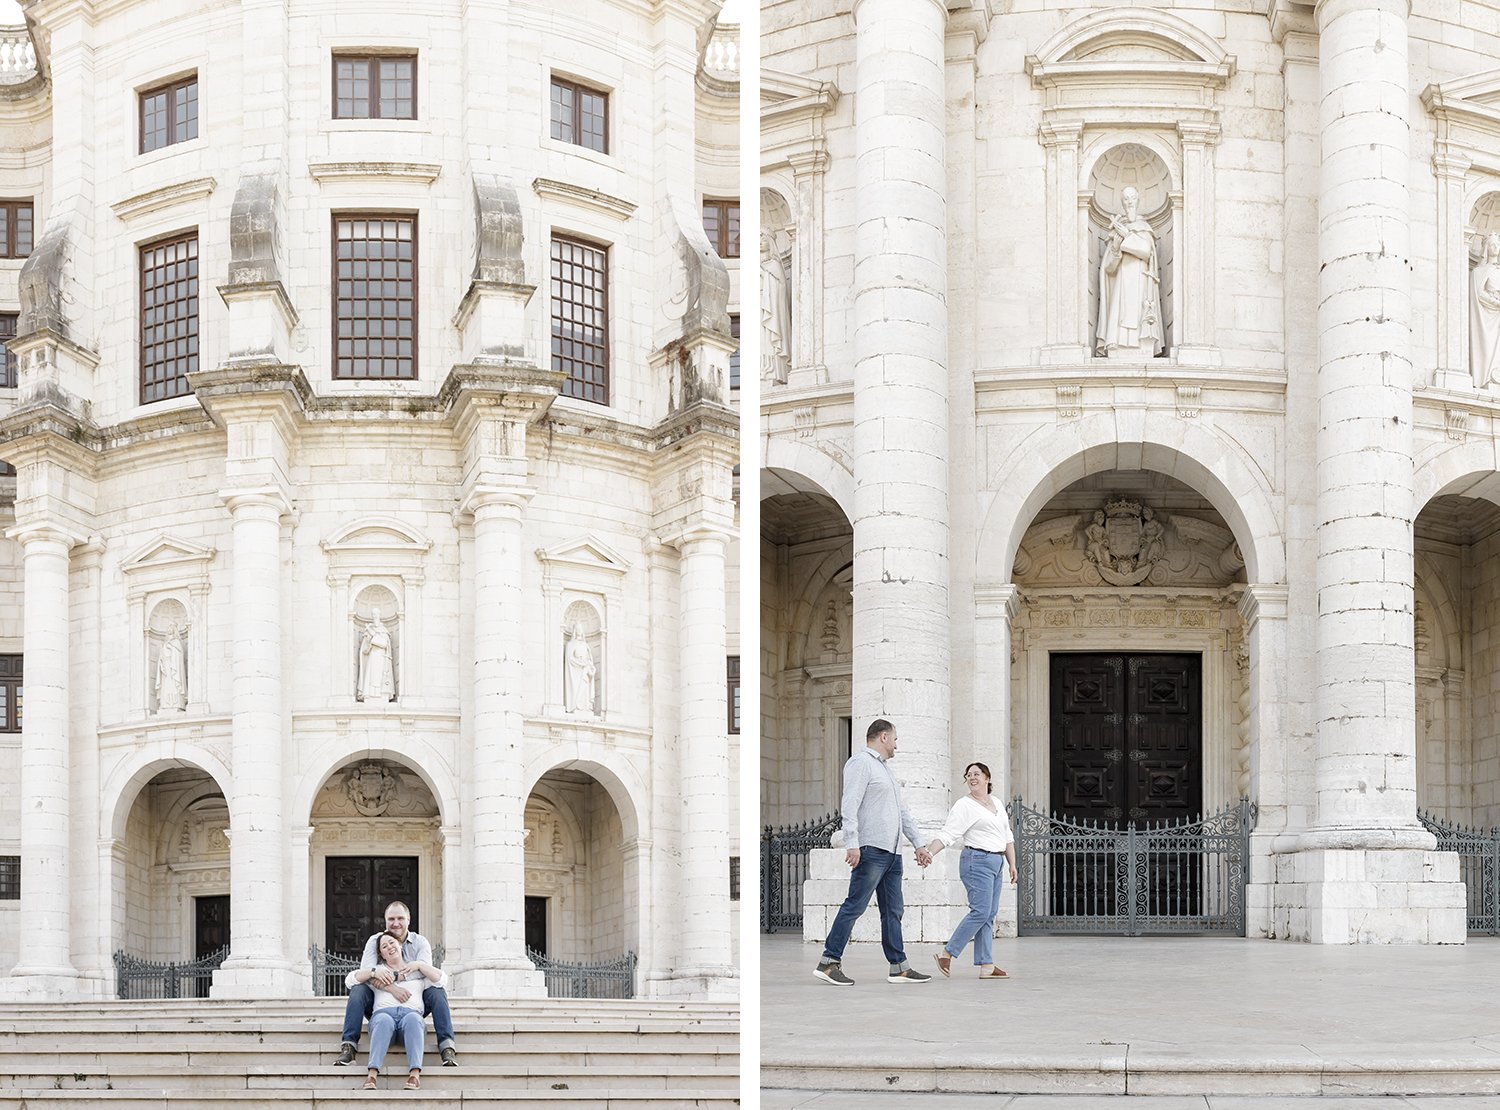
[760,933,1500,1099]
[765,1096,1500,1109]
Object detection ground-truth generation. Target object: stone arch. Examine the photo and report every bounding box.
[522,747,645,843]
[760,444,854,525]
[103,744,234,842]
[292,741,458,828]
[978,413,1283,584]
[1414,550,1463,674]
[1413,438,1500,511]
[1030,6,1234,69]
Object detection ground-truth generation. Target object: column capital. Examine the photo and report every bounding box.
[1432,145,1472,181]
[1315,0,1409,28]
[1038,121,1084,150]
[661,521,733,554]
[975,581,1024,622]
[1177,121,1222,146]
[852,0,948,26]
[458,481,534,520]
[218,485,291,519]
[5,521,87,549]
[1239,583,1289,626]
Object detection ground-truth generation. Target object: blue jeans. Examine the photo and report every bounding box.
[821,846,907,969]
[944,847,1005,967]
[368,1007,426,1072]
[342,983,456,1051]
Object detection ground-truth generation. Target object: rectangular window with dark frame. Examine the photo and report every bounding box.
[729,856,740,902]
[727,655,740,734]
[140,74,198,153]
[0,201,33,259]
[0,856,17,900]
[702,199,740,259]
[334,54,416,120]
[334,215,417,380]
[551,235,609,404]
[140,232,199,405]
[729,314,739,391]
[0,312,16,389]
[550,76,608,153]
[0,654,22,734]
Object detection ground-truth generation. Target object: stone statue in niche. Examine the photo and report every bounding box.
[356,609,396,703]
[1080,498,1170,586]
[343,760,399,817]
[1472,232,1500,387]
[154,619,189,713]
[1096,186,1163,358]
[564,621,597,715]
[761,230,792,384]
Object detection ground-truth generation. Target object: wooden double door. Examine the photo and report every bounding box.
[326,856,419,956]
[1049,652,1203,918]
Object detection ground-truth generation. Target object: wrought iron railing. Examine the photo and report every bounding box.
[114,945,227,999]
[1011,797,1250,937]
[1419,809,1500,935]
[527,948,635,999]
[761,810,841,932]
[309,943,445,996]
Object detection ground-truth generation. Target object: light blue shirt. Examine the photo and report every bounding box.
[840,746,922,853]
[356,930,444,991]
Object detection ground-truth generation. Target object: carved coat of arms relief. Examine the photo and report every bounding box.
[1082,497,1170,586]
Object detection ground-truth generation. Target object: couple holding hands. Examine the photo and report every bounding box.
[812,719,1017,987]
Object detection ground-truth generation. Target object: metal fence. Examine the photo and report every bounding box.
[309,944,446,996]
[1419,809,1500,935]
[527,948,636,999]
[761,810,841,932]
[113,945,228,999]
[1012,797,1250,936]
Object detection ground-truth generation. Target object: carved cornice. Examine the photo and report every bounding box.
[111,176,217,223]
[531,178,637,222]
[308,161,441,185]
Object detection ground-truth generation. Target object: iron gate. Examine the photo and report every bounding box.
[113,945,227,998]
[526,948,636,998]
[761,810,840,932]
[1419,809,1500,935]
[1012,796,1250,936]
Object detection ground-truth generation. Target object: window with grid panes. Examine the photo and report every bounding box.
[0,201,33,259]
[729,314,739,391]
[549,76,607,153]
[140,232,199,404]
[551,236,609,404]
[334,215,416,380]
[0,654,21,734]
[727,655,740,734]
[0,312,16,389]
[140,75,198,153]
[334,54,416,119]
[702,199,739,259]
[0,856,16,900]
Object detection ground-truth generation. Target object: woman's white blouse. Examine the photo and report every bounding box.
[345,966,447,1014]
[934,794,1015,852]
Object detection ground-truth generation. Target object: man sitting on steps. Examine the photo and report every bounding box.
[335,901,458,1068]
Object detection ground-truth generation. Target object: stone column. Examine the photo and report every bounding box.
[1176,123,1220,364]
[850,0,951,828]
[669,526,734,994]
[463,486,544,997]
[5,526,78,991]
[1296,0,1465,943]
[213,488,300,995]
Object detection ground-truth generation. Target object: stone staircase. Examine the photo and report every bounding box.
[0,997,740,1108]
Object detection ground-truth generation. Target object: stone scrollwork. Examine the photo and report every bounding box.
[343,760,400,817]
[1081,498,1170,586]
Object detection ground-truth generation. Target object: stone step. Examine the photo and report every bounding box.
[0,1090,737,1109]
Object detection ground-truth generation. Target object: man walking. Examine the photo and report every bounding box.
[335,901,459,1067]
[814,718,932,985]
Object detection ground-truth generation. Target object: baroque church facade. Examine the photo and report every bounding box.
[0,0,741,999]
[761,0,1500,944]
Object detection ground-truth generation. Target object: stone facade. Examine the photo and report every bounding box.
[0,0,741,999]
[762,0,1500,945]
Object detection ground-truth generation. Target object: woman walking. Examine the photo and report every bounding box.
[924,762,1017,980]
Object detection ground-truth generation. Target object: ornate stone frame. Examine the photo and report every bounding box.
[121,534,216,718]
[1026,7,1232,367]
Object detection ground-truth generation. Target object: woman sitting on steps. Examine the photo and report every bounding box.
[345,930,445,1090]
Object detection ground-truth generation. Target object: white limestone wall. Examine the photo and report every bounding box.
[1466,529,1500,827]
[583,782,626,961]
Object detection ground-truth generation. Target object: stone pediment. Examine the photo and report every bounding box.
[1027,8,1234,93]
[535,535,631,578]
[1424,70,1500,144]
[321,517,433,557]
[122,534,217,576]
[1013,507,1239,589]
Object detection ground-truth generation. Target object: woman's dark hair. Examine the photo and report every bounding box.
[378,930,404,957]
[965,762,993,794]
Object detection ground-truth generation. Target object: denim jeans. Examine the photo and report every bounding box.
[943,847,1005,967]
[821,845,907,969]
[368,1007,426,1072]
[342,983,456,1051]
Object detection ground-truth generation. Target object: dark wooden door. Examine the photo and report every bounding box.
[1050,652,1202,917]
[325,857,419,956]
[525,896,547,956]
[194,894,229,998]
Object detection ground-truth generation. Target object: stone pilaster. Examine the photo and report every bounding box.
[212,486,299,995]
[1291,0,1465,943]
[850,0,952,829]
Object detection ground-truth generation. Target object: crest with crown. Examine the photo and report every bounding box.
[1104,496,1141,520]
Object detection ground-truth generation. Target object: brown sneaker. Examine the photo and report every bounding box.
[933,952,951,978]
